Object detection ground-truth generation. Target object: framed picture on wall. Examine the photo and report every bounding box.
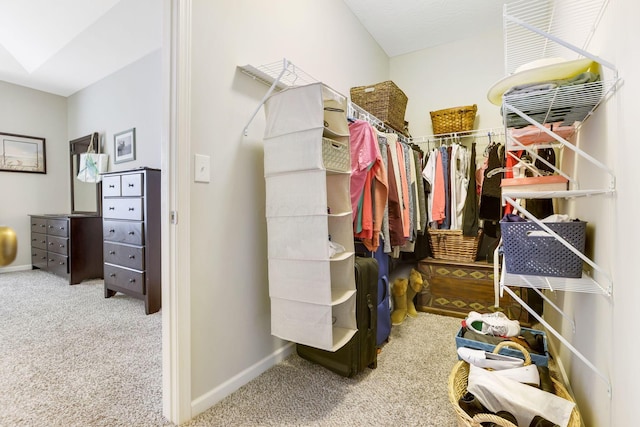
[114,128,136,164]
[0,132,46,174]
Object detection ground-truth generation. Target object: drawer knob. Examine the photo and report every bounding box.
[128,231,135,235]
[128,278,136,283]
[49,242,54,246]
[128,183,134,187]
[59,227,65,230]
[32,238,36,242]
[109,184,115,188]
[109,229,115,233]
[49,259,54,262]
[109,207,115,211]
[128,255,135,259]
[40,224,45,228]
[109,251,116,255]
[59,262,64,265]
[41,256,47,260]
[110,273,116,277]
[128,207,135,211]
[59,244,64,248]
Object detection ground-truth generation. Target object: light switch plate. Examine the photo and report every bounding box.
[194,154,210,183]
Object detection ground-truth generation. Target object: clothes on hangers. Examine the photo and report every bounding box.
[348,120,387,252]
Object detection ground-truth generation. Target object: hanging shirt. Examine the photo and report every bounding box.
[348,120,379,220]
[431,149,446,225]
[422,148,437,227]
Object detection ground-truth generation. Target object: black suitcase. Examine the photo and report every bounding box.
[297,256,378,377]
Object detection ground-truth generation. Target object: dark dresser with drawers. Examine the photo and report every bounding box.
[29,214,103,284]
[101,167,161,314]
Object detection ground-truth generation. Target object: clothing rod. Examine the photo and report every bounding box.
[348,101,409,143]
[409,127,505,145]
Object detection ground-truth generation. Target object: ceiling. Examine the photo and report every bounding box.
[0,0,510,97]
[343,0,513,57]
[0,0,162,97]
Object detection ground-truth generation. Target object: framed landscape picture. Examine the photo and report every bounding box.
[114,128,136,164]
[0,132,46,174]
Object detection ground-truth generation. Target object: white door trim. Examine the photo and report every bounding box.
[162,0,192,423]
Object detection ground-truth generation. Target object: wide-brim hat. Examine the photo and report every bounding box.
[487,57,596,105]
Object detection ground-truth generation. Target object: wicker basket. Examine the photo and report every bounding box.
[448,342,581,427]
[350,81,408,134]
[430,104,477,135]
[427,229,482,263]
[321,137,349,173]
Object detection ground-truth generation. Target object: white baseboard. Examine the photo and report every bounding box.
[190,342,295,417]
[0,264,32,274]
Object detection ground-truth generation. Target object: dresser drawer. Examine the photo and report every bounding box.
[31,217,47,234]
[46,219,69,237]
[104,264,145,294]
[31,247,47,270]
[121,173,143,197]
[104,242,145,271]
[103,220,144,245]
[47,235,68,255]
[103,175,121,197]
[103,198,144,221]
[47,251,69,276]
[31,232,47,250]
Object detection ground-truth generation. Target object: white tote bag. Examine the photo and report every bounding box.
[77,133,109,183]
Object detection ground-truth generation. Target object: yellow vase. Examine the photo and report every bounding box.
[0,226,17,266]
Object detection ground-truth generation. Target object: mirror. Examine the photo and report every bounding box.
[70,133,102,215]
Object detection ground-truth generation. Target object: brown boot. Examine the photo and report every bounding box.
[406,268,424,318]
[391,278,409,325]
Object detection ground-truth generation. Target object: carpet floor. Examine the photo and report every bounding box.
[0,270,463,426]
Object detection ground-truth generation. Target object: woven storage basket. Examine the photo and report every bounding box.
[448,342,581,427]
[500,220,586,278]
[427,229,483,263]
[321,137,349,173]
[430,104,477,135]
[350,81,408,134]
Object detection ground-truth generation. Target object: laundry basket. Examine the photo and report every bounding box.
[430,104,477,135]
[448,342,581,427]
[427,229,483,263]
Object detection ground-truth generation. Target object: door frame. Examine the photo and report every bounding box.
[162,0,192,424]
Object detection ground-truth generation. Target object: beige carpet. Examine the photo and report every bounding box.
[183,310,462,426]
[0,270,464,427]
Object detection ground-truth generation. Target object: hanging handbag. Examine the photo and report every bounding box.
[77,133,108,183]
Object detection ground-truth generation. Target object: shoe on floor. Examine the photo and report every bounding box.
[463,311,521,337]
[457,346,525,370]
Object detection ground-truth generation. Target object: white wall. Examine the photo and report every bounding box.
[187,0,389,413]
[390,29,505,138]
[562,1,639,425]
[67,50,162,171]
[0,82,68,272]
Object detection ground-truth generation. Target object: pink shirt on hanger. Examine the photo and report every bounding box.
[348,120,380,219]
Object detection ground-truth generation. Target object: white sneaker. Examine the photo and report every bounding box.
[463,311,521,337]
[457,347,525,370]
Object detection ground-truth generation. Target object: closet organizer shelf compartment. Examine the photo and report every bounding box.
[498,0,617,394]
[262,81,356,352]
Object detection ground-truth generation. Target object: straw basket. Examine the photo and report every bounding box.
[448,342,581,427]
[430,104,477,135]
[350,81,408,134]
[427,229,482,263]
